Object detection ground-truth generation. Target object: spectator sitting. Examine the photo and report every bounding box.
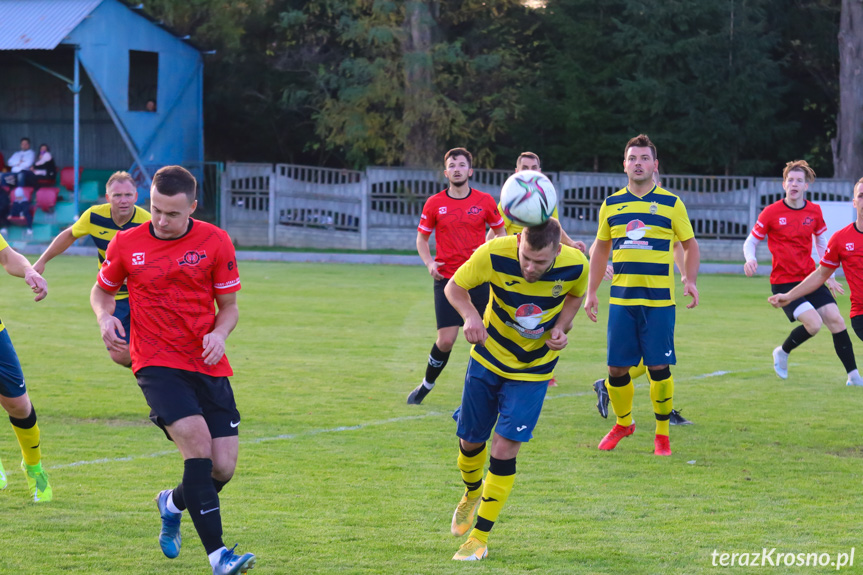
[2,138,36,188]
[8,186,33,236]
[31,144,56,190]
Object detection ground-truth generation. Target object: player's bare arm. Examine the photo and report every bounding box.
[90,283,125,351]
[547,293,584,351]
[0,245,47,301]
[33,227,77,275]
[203,292,239,366]
[585,239,612,322]
[416,232,444,280]
[681,237,700,309]
[768,265,833,308]
[673,241,686,283]
[588,238,614,281]
[444,279,487,346]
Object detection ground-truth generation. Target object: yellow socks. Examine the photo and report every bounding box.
[10,405,41,466]
[648,367,674,436]
[606,373,634,426]
[470,457,516,544]
[457,443,487,497]
[629,360,647,380]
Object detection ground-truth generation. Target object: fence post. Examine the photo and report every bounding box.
[749,178,758,230]
[360,174,369,250]
[220,164,230,233]
[268,165,276,247]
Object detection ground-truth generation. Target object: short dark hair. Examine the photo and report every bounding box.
[523,218,560,252]
[516,152,541,169]
[444,147,472,168]
[152,165,197,202]
[624,134,657,160]
[20,137,30,144]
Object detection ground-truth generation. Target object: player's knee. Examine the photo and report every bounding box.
[211,467,234,484]
[801,315,822,334]
[436,335,456,352]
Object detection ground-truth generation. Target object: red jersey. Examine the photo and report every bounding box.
[822,223,863,318]
[751,199,827,284]
[417,188,504,278]
[97,219,241,376]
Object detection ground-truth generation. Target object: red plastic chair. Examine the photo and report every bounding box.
[60,167,83,192]
[36,187,59,213]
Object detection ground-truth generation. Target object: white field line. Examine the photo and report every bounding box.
[49,368,745,471]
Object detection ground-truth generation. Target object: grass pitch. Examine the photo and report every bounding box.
[0,257,859,574]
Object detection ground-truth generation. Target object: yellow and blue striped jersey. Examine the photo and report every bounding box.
[70,203,151,299]
[452,235,588,381]
[597,186,694,307]
[498,202,560,235]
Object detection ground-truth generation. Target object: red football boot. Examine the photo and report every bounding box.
[654,434,671,456]
[598,423,635,450]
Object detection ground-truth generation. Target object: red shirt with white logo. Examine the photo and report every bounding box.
[417,188,504,278]
[822,223,863,318]
[751,199,827,284]
[97,219,241,376]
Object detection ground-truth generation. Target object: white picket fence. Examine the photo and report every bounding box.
[221,162,858,248]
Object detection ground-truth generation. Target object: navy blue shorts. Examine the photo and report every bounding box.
[112,298,131,344]
[455,358,549,444]
[136,366,241,441]
[0,328,25,398]
[607,304,676,367]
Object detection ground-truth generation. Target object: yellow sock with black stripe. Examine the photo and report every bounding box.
[457,443,487,497]
[469,456,515,544]
[607,373,634,426]
[648,367,674,436]
[629,360,647,381]
[10,405,41,466]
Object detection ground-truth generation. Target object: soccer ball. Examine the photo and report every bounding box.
[499,170,557,227]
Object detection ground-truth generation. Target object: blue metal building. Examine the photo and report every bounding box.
[0,0,204,207]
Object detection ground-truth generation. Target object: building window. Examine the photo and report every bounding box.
[129,50,158,112]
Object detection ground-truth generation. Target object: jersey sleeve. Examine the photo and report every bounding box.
[814,205,828,236]
[96,234,128,293]
[671,199,695,242]
[485,195,505,229]
[596,201,611,241]
[70,208,92,238]
[452,241,492,290]
[568,253,589,298]
[822,232,842,269]
[418,196,436,235]
[751,205,771,239]
[213,235,242,293]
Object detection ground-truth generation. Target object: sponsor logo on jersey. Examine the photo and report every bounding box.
[505,303,545,339]
[625,219,651,241]
[177,250,208,266]
[131,252,145,265]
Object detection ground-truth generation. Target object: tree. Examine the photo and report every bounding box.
[834,0,863,179]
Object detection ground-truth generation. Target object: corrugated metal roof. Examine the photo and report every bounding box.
[0,0,103,50]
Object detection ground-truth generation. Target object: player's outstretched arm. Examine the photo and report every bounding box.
[416,232,444,280]
[547,294,584,351]
[768,265,833,308]
[585,239,611,322]
[90,283,125,350]
[0,245,47,301]
[203,292,239,366]
[444,279,487,346]
[680,237,700,308]
[33,227,77,275]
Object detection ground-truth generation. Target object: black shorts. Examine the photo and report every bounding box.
[771,282,836,322]
[851,316,863,341]
[433,278,490,330]
[136,366,241,441]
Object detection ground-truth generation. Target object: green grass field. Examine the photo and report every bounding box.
[0,257,860,574]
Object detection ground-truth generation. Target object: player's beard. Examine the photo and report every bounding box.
[449,176,469,187]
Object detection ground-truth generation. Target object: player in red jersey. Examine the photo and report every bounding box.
[408,148,506,404]
[744,160,862,386]
[90,166,256,575]
[769,177,863,386]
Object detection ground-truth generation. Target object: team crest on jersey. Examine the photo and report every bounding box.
[467,206,482,215]
[177,250,208,266]
[439,206,447,214]
[505,303,545,339]
[649,202,659,215]
[847,243,855,252]
[803,217,814,226]
[779,217,787,225]
[131,252,145,265]
[552,280,564,297]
